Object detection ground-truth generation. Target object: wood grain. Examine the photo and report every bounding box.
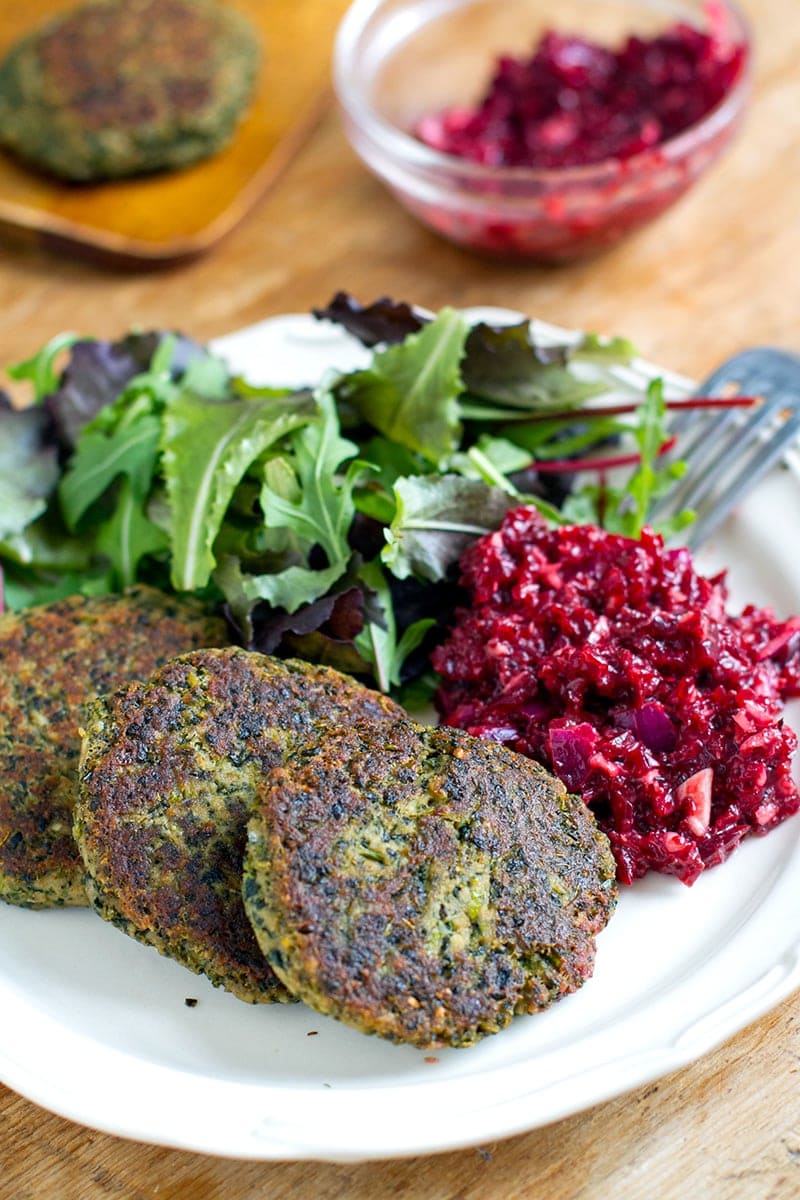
[1,0,800,1195]
[0,0,352,263]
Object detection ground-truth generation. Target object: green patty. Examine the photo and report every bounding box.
[0,587,227,909]
[244,720,618,1048]
[0,0,259,181]
[75,648,404,1004]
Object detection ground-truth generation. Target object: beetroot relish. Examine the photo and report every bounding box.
[415,21,747,169]
[432,510,800,885]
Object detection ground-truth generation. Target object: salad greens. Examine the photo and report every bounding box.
[0,403,59,541]
[0,294,692,692]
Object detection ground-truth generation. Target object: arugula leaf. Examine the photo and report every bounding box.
[60,411,162,530]
[0,407,59,539]
[95,478,169,589]
[9,333,80,403]
[355,559,434,692]
[382,474,519,582]
[243,391,374,613]
[56,336,198,530]
[625,378,668,529]
[259,389,371,568]
[39,332,206,449]
[564,378,692,539]
[338,308,468,464]
[162,391,309,592]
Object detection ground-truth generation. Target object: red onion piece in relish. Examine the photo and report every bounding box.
[433,510,800,886]
[415,17,747,169]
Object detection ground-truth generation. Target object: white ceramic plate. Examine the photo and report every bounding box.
[1,312,799,1163]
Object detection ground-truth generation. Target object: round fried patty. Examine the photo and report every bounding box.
[0,0,259,181]
[0,587,226,909]
[75,648,404,1004]
[243,720,618,1047]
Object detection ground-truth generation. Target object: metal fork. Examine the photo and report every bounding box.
[649,347,800,550]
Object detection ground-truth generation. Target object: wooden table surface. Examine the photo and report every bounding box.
[2,0,799,1195]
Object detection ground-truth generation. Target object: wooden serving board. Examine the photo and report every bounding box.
[0,0,352,266]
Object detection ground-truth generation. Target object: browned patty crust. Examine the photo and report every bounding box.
[0,587,227,909]
[75,648,405,1004]
[243,720,618,1047]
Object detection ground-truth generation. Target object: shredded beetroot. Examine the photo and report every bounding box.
[416,20,746,169]
[433,510,800,886]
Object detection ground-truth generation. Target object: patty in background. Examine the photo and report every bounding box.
[0,0,259,181]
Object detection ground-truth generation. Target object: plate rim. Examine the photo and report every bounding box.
[1,309,798,1162]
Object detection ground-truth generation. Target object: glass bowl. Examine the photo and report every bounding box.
[333,0,751,262]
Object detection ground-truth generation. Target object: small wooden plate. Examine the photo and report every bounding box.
[0,0,351,266]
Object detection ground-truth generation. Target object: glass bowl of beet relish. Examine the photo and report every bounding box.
[333,0,751,261]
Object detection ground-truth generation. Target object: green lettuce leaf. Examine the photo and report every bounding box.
[162,391,310,592]
[460,321,608,411]
[382,474,519,582]
[338,308,468,464]
[0,511,96,571]
[0,407,59,540]
[240,560,351,615]
[1,566,113,611]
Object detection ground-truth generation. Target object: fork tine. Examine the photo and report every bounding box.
[707,348,800,396]
[697,347,800,395]
[661,391,788,516]
[655,346,800,548]
[651,407,746,506]
[684,407,800,550]
[664,405,712,444]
